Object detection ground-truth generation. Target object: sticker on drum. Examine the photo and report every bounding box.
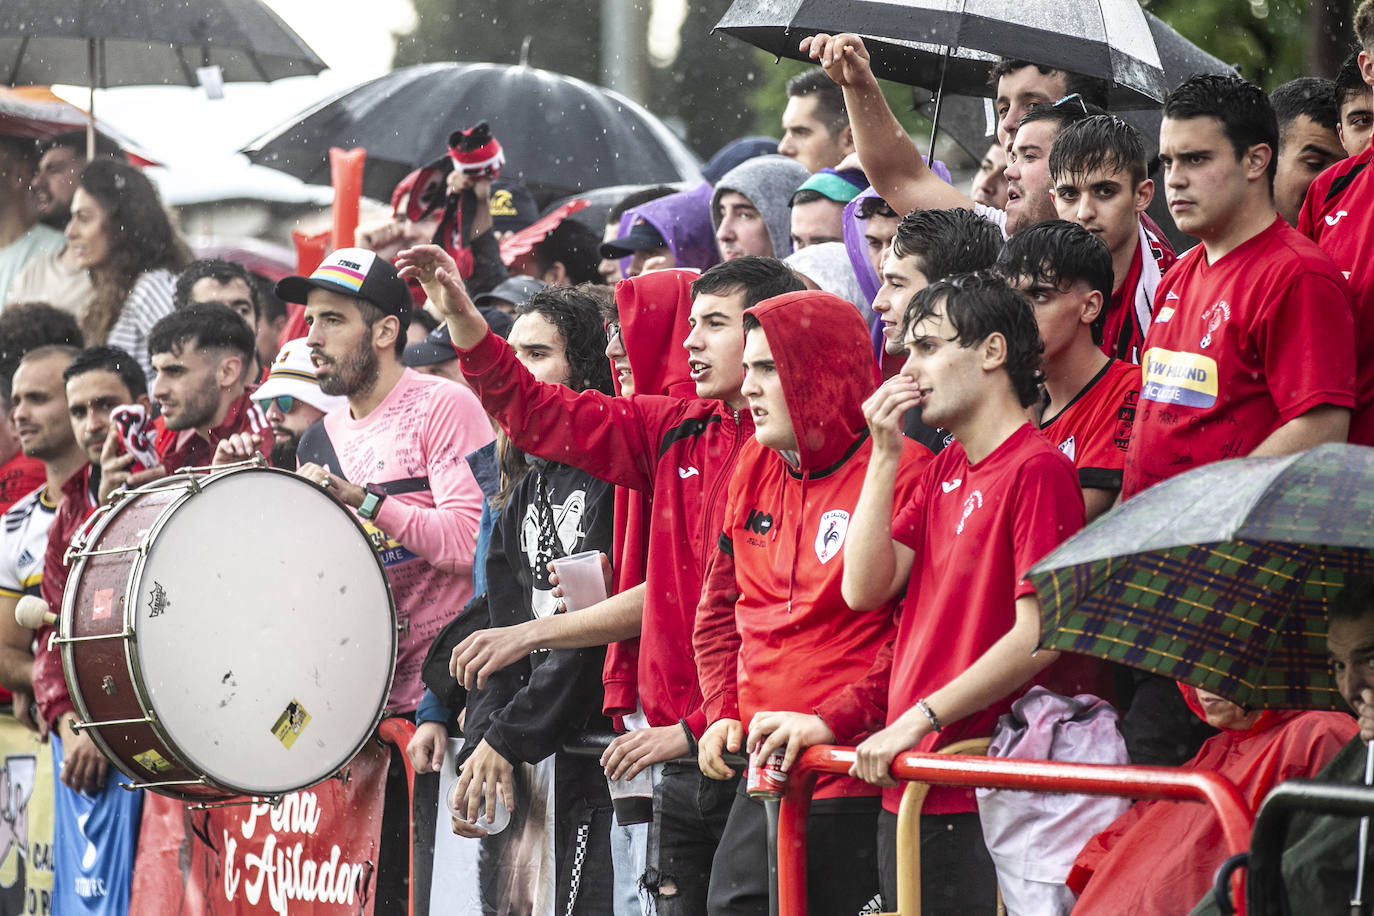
[134,749,173,774]
[271,699,311,749]
[121,469,395,797]
[92,588,113,621]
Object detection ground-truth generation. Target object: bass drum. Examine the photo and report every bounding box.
[60,466,396,801]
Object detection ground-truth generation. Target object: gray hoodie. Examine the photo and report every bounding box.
[710,154,810,260]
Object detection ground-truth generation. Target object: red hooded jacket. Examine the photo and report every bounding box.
[603,271,697,722]
[694,291,931,797]
[457,271,753,735]
[1068,686,1356,915]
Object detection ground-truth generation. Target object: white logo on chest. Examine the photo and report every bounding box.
[815,510,850,564]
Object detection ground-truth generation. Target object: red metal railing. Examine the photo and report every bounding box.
[776,746,1255,916]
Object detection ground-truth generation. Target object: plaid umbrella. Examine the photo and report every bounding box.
[1030,443,1374,711]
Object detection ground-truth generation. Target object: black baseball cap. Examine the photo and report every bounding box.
[599,216,668,259]
[276,247,412,326]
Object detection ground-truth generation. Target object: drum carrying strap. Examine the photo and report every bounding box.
[295,419,431,494]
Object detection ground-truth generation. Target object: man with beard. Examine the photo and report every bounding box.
[267,247,493,714]
[133,302,269,477]
[242,338,345,468]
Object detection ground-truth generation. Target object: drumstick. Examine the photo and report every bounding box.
[14,595,55,629]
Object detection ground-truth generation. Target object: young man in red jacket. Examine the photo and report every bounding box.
[843,274,1088,914]
[397,244,803,915]
[693,291,931,915]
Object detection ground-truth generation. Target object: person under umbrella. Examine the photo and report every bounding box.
[1186,577,1374,916]
[1068,684,1354,915]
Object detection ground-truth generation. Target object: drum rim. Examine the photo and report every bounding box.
[62,466,398,798]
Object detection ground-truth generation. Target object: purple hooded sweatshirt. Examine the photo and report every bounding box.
[615,180,720,277]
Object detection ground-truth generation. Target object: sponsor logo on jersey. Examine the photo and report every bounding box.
[1141,348,1219,409]
[940,478,963,493]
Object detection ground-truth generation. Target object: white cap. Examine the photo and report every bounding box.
[253,338,347,414]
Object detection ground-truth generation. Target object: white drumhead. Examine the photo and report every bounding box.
[131,469,394,795]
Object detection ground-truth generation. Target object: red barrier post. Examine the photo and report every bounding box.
[377,717,418,916]
[776,746,1254,916]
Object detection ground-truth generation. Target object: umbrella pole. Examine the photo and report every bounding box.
[1352,741,1374,915]
[927,46,950,154]
[86,39,96,160]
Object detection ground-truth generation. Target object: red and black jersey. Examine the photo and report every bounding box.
[1040,359,1139,493]
[1297,142,1374,445]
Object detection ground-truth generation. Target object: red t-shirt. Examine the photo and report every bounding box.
[1122,218,1357,500]
[0,453,44,515]
[888,424,1085,814]
[1297,141,1374,445]
[1102,222,1177,364]
[1040,359,1139,493]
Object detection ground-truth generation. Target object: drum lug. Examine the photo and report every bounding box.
[333,766,351,785]
[71,715,153,732]
[102,676,117,696]
[190,794,284,811]
[119,777,209,792]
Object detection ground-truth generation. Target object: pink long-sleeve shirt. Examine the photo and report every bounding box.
[322,369,493,712]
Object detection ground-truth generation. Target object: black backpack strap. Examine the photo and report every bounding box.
[296,419,346,480]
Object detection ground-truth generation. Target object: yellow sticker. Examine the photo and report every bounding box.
[271,699,311,749]
[134,748,173,774]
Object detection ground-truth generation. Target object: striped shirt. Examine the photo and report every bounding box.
[105,269,176,387]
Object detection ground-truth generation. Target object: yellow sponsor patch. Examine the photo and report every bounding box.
[1141,348,1218,409]
[271,699,311,749]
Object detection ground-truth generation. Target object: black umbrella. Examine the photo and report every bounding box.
[0,0,325,87]
[911,12,1239,160]
[715,0,1167,108]
[0,0,325,154]
[241,62,703,205]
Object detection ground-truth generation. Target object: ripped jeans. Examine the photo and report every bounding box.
[645,761,738,916]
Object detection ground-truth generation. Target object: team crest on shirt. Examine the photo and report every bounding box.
[956,490,984,535]
[814,510,849,564]
[1058,436,1076,461]
[1199,300,1231,349]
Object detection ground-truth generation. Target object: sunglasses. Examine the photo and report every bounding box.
[604,321,622,345]
[257,395,296,414]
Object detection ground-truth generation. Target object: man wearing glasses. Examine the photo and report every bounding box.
[246,338,348,469]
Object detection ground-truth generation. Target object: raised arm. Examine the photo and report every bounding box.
[842,378,919,610]
[802,34,974,216]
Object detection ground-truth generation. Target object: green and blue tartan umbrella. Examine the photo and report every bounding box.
[1030,443,1374,711]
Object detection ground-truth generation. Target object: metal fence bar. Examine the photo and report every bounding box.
[776,745,1254,916]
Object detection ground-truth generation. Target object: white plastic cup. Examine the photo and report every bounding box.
[447,779,511,835]
[607,767,653,826]
[552,550,608,613]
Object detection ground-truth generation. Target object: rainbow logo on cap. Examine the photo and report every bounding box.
[311,249,377,293]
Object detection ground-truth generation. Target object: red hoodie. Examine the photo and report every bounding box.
[1068,686,1355,915]
[456,274,753,736]
[695,291,931,798]
[603,271,697,721]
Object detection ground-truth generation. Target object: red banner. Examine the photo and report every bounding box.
[129,740,388,915]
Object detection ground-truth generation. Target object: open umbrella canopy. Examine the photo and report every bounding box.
[241,62,703,205]
[1030,444,1374,713]
[715,0,1166,107]
[910,11,1239,160]
[0,0,325,87]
